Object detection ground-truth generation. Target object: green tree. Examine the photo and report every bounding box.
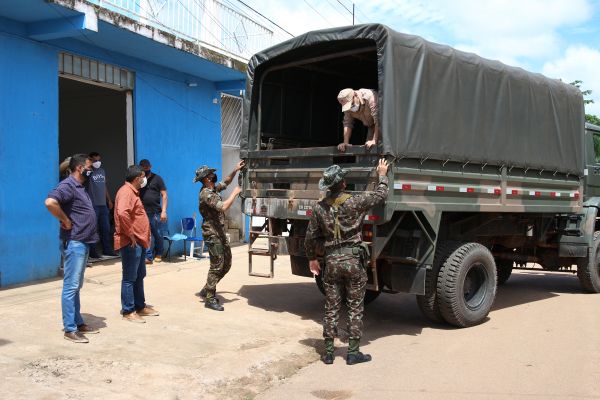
[570,80,600,125]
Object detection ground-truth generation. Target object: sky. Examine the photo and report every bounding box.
[237,0,600,116]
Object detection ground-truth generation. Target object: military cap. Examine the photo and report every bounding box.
[318,164,348,191]
[193,165,216,183]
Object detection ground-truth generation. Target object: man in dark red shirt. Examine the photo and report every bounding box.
[114,165,159,323]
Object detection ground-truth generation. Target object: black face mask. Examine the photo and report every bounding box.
[82,168,93,180]
[211,174,218,183]
[145,170,152,176]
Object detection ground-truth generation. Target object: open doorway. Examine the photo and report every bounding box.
[59,76,130,198]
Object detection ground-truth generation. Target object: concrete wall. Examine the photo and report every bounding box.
[0,17,240,286]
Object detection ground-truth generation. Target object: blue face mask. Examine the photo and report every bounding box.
[144,170,152,176]
[350,103,359,112]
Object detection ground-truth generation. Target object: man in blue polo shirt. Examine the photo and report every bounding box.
[45,154,100,343]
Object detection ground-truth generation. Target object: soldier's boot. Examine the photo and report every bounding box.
[205,297,224,311]
[346,338,371,365]
[322,338,334,365]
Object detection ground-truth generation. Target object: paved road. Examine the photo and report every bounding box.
[258,268,600,400]
[0,246,599,399]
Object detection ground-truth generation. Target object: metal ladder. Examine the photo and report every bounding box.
[248,216,279,278]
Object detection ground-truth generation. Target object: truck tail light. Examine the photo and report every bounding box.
[362,224,373,241]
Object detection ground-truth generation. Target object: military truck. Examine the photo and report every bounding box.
[239,24,600,327]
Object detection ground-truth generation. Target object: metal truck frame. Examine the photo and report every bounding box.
[239,24,600,327]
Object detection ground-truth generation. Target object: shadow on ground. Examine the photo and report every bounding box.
[0,339,12,347]
[239,281,425,347]
[492,270,582,312]
[81,313,108,330]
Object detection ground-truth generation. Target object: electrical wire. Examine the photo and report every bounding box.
[303,0,334,26]
[234,0,294,37]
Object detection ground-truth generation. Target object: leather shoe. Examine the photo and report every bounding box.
[154,255,163,263]
[122,311,146,323]
[77,324,99,334]
[346,352,372,365]
[205,298,224,311]
[145,259,153,265]
[64,331,89,343]
[322,353,334,364]
[137,306,159,316]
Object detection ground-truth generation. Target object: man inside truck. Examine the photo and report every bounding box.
[336,88,380,153]
[305,159,389,365]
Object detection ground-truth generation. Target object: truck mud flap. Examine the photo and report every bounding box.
[380,264,427,295]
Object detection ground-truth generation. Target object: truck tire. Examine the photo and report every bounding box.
[577,231,600,293]
[416,241,459,324]
[315,275,380,305]
[495,259,513,286]
[437,243,497,327]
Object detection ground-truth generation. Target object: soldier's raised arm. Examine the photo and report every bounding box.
[351,158,389,212]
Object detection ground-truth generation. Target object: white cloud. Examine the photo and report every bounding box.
[543,45,600,116]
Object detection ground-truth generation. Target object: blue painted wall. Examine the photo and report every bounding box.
[134,72,222,254]
[0,16,243,286]
[0,31,61,285]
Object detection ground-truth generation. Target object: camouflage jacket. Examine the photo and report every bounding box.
[199,182,228,239]
[305,175,389,260]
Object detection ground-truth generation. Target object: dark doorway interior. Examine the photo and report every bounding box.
[59,77,128,198]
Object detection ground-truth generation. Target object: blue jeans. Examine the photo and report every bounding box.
[96,205,114,255]
[61,240,89,333]
[146,212,164,261]
[120,244,147,314]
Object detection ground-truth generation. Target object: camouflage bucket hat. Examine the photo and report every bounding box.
[193,165,216,183]
[318,165,348,191]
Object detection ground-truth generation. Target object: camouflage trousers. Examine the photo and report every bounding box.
[203,236,232,299]
[322,253,367,340]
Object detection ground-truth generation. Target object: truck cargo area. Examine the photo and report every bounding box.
[253,39,377,151]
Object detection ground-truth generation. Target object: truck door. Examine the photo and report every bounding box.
[585,127,600,198]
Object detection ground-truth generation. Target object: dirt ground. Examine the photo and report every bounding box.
[1,245,600,400]
[0,246,324,400]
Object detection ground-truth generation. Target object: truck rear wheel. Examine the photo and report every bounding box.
[577,231,600,293]
[437,243,497,327]
[416,241,459,324]
[315,275,380,305]
[495,259,513,286]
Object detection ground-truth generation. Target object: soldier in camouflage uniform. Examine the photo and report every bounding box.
[193,161,245,311]
[305,159,389,365]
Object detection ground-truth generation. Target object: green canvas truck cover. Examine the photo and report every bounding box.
[242,23,585,176]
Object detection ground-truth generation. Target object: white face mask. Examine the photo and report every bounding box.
[350,103,360,112]
[92,161,101,169]
[140,176,148,188]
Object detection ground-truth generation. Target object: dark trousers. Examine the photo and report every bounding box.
[146,212,164,260]
[120,244,147,314]
[90,205,113,257]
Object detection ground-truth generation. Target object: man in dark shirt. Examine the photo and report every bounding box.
[139,159,168,264]
[87,152,117,258]
[45,154,100,343]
